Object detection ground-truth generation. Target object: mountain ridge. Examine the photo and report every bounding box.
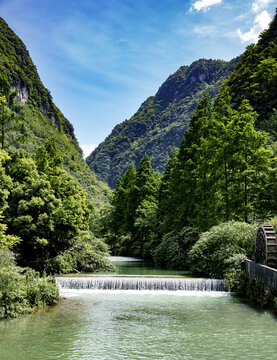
[87,57,240,188]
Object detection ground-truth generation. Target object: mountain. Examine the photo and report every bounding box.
[226,10,277,128]
[86,57,240,188]
[0,18,110,205]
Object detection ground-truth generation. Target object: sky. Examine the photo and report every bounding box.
[0,0,276,157]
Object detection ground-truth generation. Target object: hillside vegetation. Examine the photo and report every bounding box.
[226,13,277,128]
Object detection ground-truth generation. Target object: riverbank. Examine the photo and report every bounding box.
[238,273,277,313]
[0,264,59,319]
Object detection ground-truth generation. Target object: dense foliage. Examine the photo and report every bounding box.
[0,210,58,319]
[0,143,114,274]
[0,261,59,319]
[107,154,160,258]
[158,89,272,234]
[87,58,240,188]
[0,140,114,318]
[188,222,256,279]
[226,13,277,129]
[153,227,199,270]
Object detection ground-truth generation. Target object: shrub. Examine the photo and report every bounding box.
[153,226,199,270]
[0,248,15,267]
[224,254,246,291]
[74,234,116,273]
[0,266,58,319]
[46,232,116,274]
[188,222,257,279]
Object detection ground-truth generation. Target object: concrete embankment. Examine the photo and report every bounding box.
[244,259,277,290]
[242,259,277,311]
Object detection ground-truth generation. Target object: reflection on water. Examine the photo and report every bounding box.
[61,258,195,277]
[112,258,193,277]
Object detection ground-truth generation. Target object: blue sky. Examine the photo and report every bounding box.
[0,0,276,156]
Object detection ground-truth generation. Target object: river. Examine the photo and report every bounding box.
[0,258,276,359]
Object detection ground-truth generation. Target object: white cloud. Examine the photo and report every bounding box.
[191,0,222,12]
[81,144,98,158]
[252,0,275,13]
[194,25,217,36]
[237,10,271,43]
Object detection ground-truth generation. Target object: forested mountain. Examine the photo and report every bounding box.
[226,13,277,128]
[87,57,240,188]
[0,18,110,205]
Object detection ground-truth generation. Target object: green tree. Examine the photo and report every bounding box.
[110,163,136,235]
[211,84,237,222]
[0,213,20,249]
[4,145,94,272]
[5,152,62,269]
[128,154,160,256]
[188,221,256,280]
[35,138,63,173]
[135,154,159,203]
[153,226,199,270]
[108,154,160,258]
[161,93,214,232]
[0,149,12,212]
[191,93,215,230]
[230,100,271,222]
[157,147,178,234]
[250,57,277,122]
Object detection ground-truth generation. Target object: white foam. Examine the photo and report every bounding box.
[60,288,231,298]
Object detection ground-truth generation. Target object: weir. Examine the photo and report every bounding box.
[57,276,226,292]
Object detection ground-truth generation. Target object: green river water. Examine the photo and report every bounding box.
[0,259,276,360]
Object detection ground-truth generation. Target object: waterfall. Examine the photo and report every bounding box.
[57,277,226,292]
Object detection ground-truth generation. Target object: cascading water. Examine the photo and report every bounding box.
[57,277,226,292]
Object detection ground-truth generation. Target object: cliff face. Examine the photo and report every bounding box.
[87,57,240,188]
[0,18,111,205]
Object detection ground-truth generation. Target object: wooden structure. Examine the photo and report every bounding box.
[255,225,277,268]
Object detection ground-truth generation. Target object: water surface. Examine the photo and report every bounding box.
[72,257,192,277]
[111,258,192,277]
[1,258,276,359]
[0,292,276,360]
